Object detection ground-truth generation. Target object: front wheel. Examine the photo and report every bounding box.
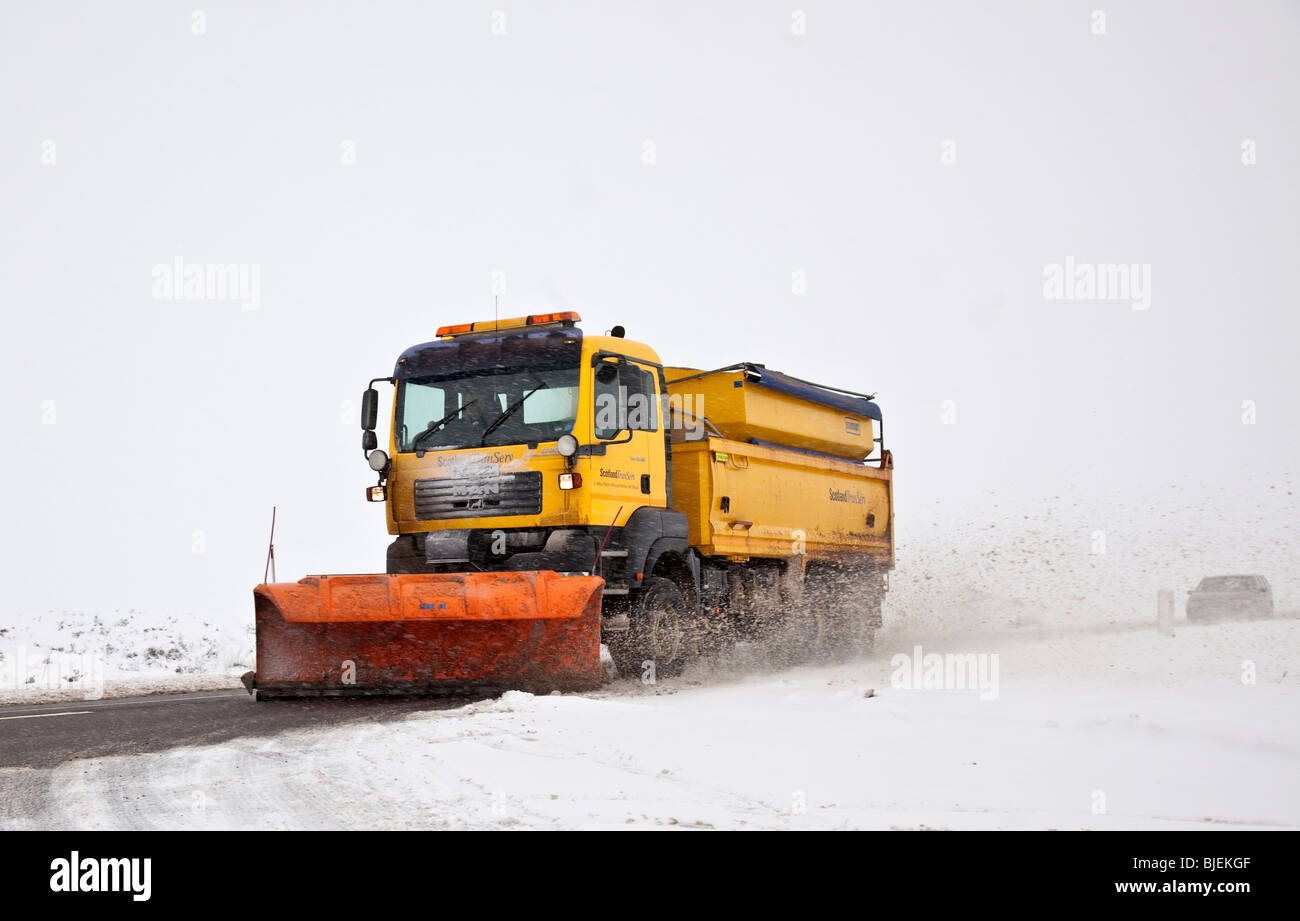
[607,576,691,681]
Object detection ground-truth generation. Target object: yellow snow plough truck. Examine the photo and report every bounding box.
[246,312,893,697]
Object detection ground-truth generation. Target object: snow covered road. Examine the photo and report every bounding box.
[4,616,1296,830]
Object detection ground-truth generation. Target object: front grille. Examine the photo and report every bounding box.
[413,470,543,520]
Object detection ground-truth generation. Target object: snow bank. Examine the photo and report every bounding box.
[0,608,252,704]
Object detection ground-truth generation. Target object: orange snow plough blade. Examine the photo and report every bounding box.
[246,571,606,697]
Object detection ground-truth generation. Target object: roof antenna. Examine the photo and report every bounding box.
[494,294,499,330]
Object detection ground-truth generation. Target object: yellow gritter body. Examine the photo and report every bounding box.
[247,314,893,697]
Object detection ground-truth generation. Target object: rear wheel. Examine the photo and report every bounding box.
[607,576,691,681]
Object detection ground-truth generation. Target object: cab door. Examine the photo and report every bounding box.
[587,355,668,526]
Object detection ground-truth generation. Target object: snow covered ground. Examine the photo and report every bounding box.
[4,484,1297,828]
[0,609,250,705]
[15,615,1298,830]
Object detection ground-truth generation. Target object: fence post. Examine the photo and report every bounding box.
[1157,589,1175,637]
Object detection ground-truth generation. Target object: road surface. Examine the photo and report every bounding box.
[2,615,1297,829]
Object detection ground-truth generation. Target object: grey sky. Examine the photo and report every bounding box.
[2,1,1297,621]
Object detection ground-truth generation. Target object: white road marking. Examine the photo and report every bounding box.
[0,710,91,721]
[0,692,243,717]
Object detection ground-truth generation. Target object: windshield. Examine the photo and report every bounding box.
[1195,576,1256,592]
[394,329,582,452]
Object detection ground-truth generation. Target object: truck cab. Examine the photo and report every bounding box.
[364,313,690,607]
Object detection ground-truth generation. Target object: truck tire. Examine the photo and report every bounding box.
[386,534,425,575]
[607,576,690,681]
[769,580,821,667]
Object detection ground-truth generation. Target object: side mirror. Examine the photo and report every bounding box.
[362,430,378,451]
[361,388,379,431]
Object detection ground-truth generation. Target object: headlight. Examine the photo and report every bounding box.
[368,449,389,472]
[557,434,579,457]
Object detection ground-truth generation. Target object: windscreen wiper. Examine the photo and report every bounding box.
[413,400,478,452]
[480,383,548,446]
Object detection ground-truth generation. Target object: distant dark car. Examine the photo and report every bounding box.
[1186,575,1274,622]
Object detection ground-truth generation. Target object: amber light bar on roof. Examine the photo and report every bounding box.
[436,311,581,338]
